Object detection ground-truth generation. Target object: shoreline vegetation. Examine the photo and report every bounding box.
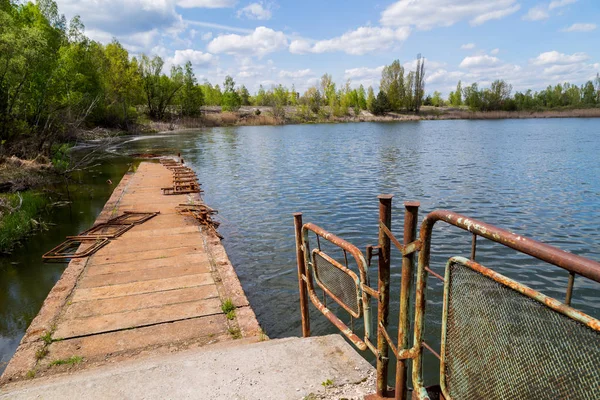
[152,105,600,131]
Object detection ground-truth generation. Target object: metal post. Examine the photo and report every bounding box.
[395,201,420,400]
[294,213,310,337]
[377,194,393,397]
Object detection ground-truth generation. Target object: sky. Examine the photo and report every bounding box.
[54,0,600,96]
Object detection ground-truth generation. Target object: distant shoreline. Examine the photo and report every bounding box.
[146,106,600,131]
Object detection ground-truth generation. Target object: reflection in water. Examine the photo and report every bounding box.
[1,120,599,382]
[0,155,133,373]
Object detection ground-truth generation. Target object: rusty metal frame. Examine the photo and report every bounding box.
[410,210,600,400]
[300,222,373,351]
[107,211,159,225]
[438,256,600,400]
[311,248,362,318]
[42,238,109,260]
[68,223,133,239]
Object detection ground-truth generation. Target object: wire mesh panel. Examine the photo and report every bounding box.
[312,249,361,318]
[441,258,600,400]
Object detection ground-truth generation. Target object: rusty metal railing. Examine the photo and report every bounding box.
[294,195,600,400]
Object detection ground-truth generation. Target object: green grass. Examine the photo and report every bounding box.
[35,348,48,360]
[0,191,49,253]
[49,355,83,367]
[221,299,236,320]
[227,327,242,339]
[321,379,334,387]
[40,331,53,345]
[26,370,36,379]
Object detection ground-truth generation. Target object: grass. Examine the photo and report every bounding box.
[227,327,242,339]
[0,191,50,253]
[35,348,49,360]
[221,299,236,320]
[321,379,334,387]
[26,370,36,379]
[41,330,53,345]
[49,355,83,367]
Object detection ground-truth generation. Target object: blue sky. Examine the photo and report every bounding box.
[55,0,600,96]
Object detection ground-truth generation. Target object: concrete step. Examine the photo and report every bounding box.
[0,335,375,400]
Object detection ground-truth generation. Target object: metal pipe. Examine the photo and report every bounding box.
[293,213,310,337]
[395,201,419,400]
[377,194,393,397]
[470,233,477,261]
[565,271,576,306]
[428,210,600,282]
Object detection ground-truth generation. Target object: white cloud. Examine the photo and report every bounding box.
[185,20,253,34]
[459,55,501,69]
[380,0,520,29]
[289,26,410,56]
[57,0,179,35]
[523,5,549,21]
[549,0,577,10]
[201,32,213,41]
[490,48,500,55]
[461,43,475,50]
[237,2,272,20]
[344,66,385,80]
[177,0,236,8]
[530,51,589,65]
[172,49,214,66]
[279,69,312,78]
[561,23,596,32]
[207,27,288,57]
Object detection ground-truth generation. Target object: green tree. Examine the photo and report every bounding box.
[104,40,141,128]
[372,91,390,115]
[238,85,250,106]
[366,86,375,113]
[431,91,444,107]
[221,75,241,111]
[177,61,203,116]
[138,54,184,119]
[357,85,367,110]
[380,60,404,111]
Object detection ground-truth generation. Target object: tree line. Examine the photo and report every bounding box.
[437,76,600,111]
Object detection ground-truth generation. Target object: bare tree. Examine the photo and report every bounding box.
[414,54,426,113]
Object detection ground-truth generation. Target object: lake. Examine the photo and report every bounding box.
[2,119,599,384]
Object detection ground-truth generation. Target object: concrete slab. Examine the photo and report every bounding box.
[63,286,219,319]
[54,297,223,339]
[71,273,214,302]
[0,335,375,400]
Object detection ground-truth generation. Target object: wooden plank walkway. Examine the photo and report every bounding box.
[1,162,261,383]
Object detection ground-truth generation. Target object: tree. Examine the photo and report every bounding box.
[138,54,184,119]
[372,91,391,115]
[449,81,463,106]
[177,61,203,116]
[431,91,444,107]
[238,85,250,106]
[380,60,404,111]
[104,40,141,128]
[366,86,376,113]
[221,75,241,111]
[303,86,321,114]
[414,54,426,113]
[357,85,367,110]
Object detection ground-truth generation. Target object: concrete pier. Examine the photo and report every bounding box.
[1,162,261,382]
[0,161,375,399]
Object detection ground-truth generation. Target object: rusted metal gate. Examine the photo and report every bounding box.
[294,195,600,399]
